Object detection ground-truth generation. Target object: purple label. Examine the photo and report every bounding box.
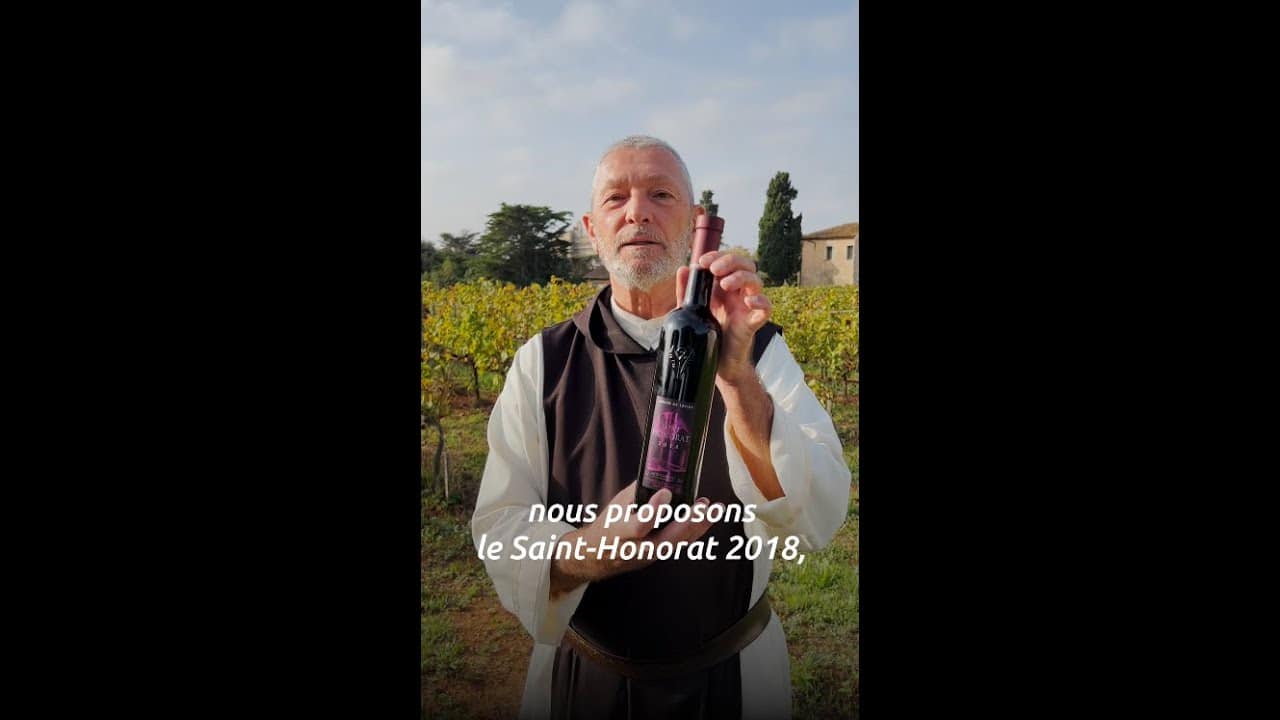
[642,397,695,494]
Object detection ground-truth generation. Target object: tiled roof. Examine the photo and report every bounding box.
[802,222,859,241]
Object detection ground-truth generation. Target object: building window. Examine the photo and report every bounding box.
[846,244,853,260]
[825,245,832,260]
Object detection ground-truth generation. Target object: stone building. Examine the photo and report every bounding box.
[799,222,859,286]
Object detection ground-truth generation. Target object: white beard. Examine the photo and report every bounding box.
[598,226,692,291]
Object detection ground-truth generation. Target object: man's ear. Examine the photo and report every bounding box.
[582,213,598,253]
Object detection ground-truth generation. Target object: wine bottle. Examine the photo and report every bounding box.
[634,197,724,509]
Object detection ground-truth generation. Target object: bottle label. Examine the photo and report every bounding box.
[642,396,696,495]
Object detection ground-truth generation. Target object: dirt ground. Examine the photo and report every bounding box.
[422,593,532,719]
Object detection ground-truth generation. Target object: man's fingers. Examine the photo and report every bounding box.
[627,487,670,538]
[649,499,719,545]
[648,487,672,512]
[679,499,719,542]
[745,293,772,327]
[695,250,723,268]
[718,270,763,293]
[703,253,756,275]
[610,480,638,506]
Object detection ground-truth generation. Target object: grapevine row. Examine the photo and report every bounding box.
[422,280,858,412]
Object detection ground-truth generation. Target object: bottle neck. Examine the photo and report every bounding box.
[682,264,715,309]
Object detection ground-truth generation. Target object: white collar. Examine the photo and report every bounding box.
[610,295,668,351]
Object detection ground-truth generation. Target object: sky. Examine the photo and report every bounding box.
[422,0,858,252]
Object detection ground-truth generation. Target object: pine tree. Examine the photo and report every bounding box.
[475,204,572,286]
[756,172,803,285]
[424,231,479,286]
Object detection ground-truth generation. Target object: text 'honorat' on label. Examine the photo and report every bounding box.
[642,396,696,494]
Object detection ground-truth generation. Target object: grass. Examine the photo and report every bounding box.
[420,494,482,677]
[769,487,859,719]
[422,374,859,718]
[421,486,529,718]
[421,613,466,676]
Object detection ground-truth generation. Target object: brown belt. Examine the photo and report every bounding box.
[562,593,773,682]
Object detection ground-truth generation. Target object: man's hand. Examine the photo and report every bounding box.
[549,481,719,597]
[676,251,784,502]
[676,251,773,390]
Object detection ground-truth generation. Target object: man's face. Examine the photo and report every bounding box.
[584,146,697,291]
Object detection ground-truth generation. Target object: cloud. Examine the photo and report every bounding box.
[770,89,833,118]
[781,6,856,53]
[668,14,696,41]
[494,146,535,191]
[498,146,533,166]
[647,97,724,148]
[421,41,527,140]
[537,75,642,109]
[752,5,857,60]
[768,78,853,119]
[420,2,858,251]
[484,97,529,137]
[421,44,459,106]
[553,1,606,46]
[421,1,613,80]
[723,77,763,94]
[422,159,451,178]
[421,0,525,46]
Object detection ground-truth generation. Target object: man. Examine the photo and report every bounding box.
[472,135,850,719]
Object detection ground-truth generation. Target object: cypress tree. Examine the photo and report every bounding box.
[756,172,803,285]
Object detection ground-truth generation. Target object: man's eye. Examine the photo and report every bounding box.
[654,191,674,199]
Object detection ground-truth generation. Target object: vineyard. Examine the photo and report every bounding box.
[421,279,859,486]
[421,278,860,718]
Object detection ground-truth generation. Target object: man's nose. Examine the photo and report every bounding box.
[624,194,651,224]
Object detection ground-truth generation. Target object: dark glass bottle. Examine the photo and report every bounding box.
[633,204,724,509]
